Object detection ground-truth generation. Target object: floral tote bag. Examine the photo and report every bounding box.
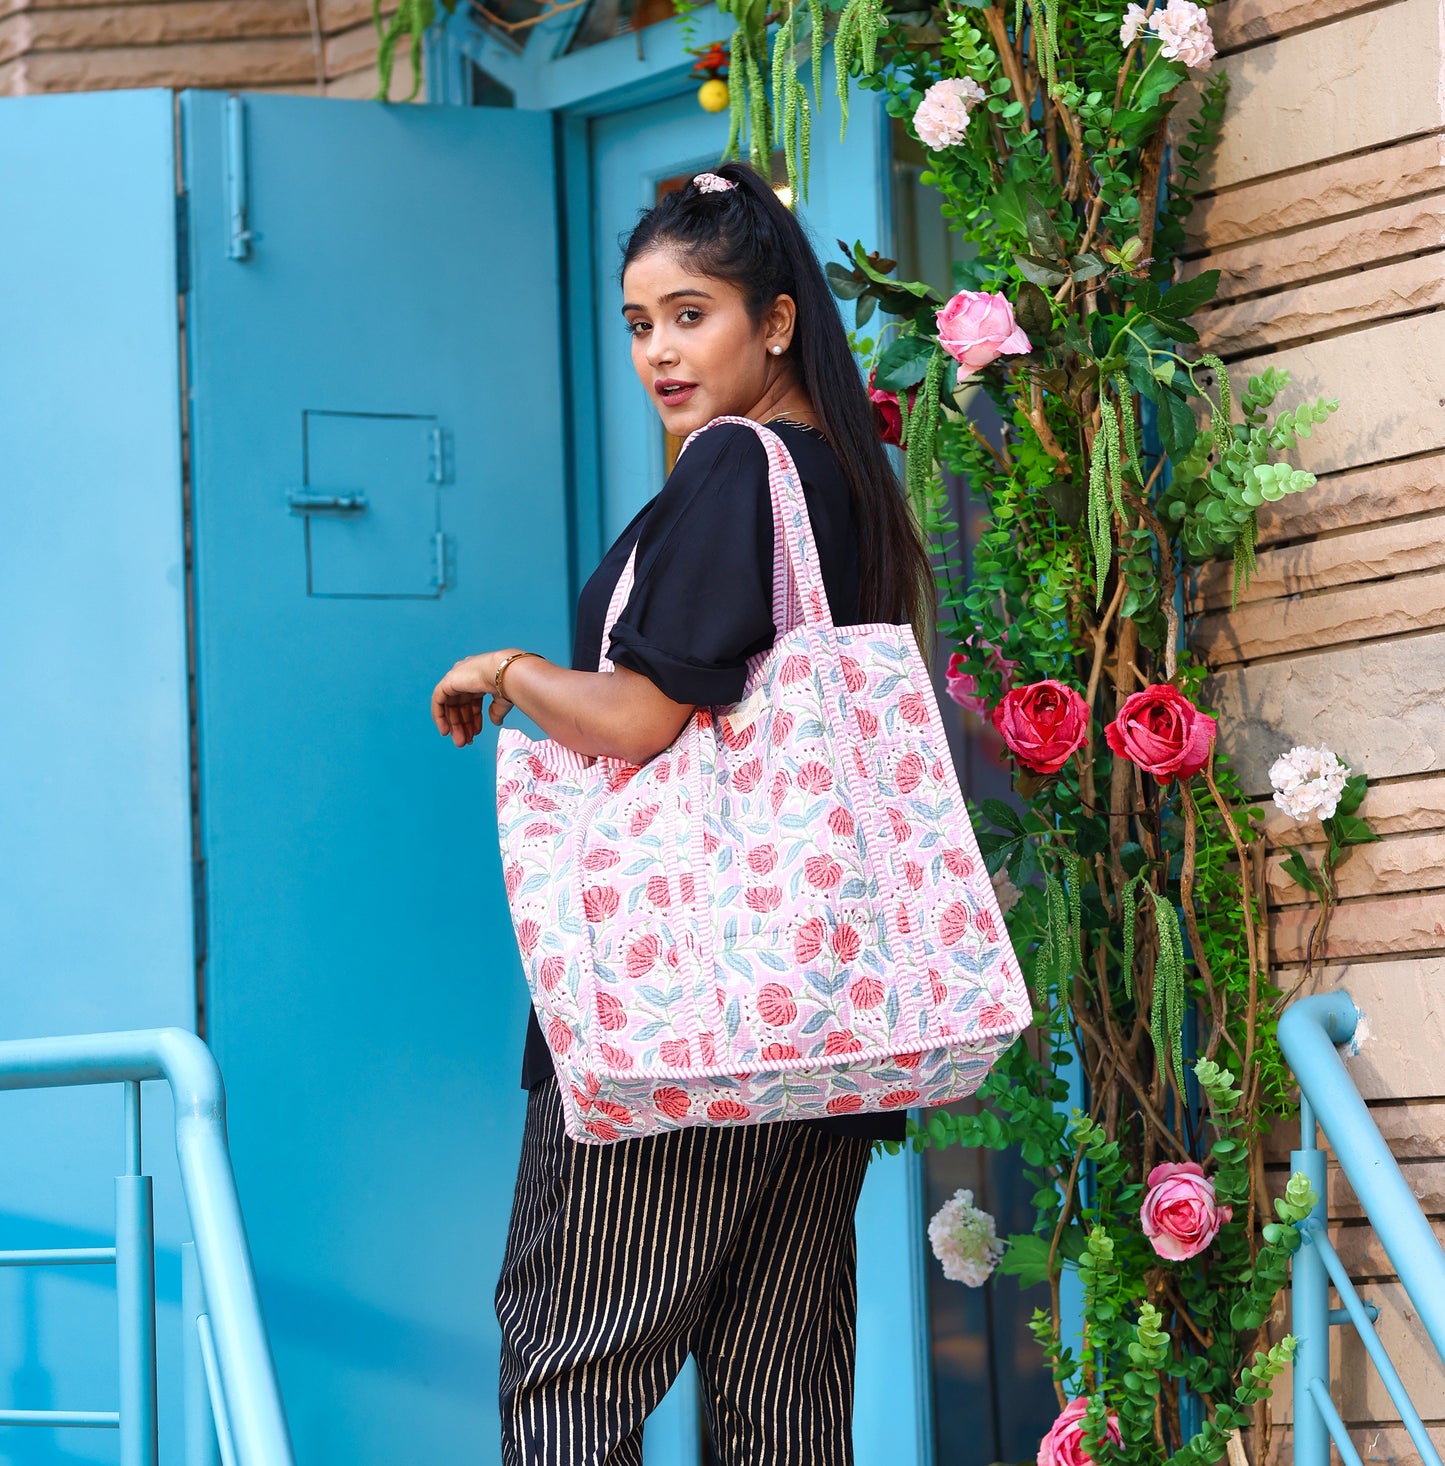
[495,416,1031,1143]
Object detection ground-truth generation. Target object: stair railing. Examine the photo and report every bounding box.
[0,1027,295,1466]
[1278,991,1445,1466]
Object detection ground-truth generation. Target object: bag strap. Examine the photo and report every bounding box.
[596,416,829,676]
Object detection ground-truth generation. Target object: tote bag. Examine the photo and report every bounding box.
[495,417,1031,1144]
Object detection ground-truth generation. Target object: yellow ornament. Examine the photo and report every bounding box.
[698,79,730,113]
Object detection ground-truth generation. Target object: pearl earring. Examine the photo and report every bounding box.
[771,344,783,355]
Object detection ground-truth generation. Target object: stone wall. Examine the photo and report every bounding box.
[1188,0,1445,1456]
[0,0,416,98]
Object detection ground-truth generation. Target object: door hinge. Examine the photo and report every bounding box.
[175,190,190,295]
[433,531,451,591]
[429,426,452,484]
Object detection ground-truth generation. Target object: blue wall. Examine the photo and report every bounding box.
[0,89,196,1465]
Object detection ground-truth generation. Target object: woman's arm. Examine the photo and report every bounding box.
[430,650,693,765]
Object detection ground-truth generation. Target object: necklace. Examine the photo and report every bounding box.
[765,415,826,438]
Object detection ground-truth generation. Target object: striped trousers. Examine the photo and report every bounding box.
[494,1076,874,1465]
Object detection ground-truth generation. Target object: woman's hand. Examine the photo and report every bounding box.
[431,650,516,747]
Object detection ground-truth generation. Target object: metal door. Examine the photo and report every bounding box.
[583,89,930,1466]
[182,92,570,1466]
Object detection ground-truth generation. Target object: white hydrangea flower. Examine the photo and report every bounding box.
[1149,0,1216,68]
[912,76,987,152]
[928,1188,1004,1286]
[990,865,1023,917]
[1119,3,1149,46]
[1269,744,1351,823]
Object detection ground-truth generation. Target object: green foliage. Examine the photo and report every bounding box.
[716,0,1352,1457]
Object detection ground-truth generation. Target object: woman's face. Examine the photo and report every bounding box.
[621,247,793,438]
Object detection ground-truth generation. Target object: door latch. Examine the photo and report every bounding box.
[287,491,368,515]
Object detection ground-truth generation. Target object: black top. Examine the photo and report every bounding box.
[519,419,907,1144]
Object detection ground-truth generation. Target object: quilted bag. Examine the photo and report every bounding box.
[495,416,1031,1144]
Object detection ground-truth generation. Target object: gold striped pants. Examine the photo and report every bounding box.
[494,1076,873,1465]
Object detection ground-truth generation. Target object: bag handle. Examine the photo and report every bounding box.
[596,417,829,676]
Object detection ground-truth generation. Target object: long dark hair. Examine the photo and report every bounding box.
[620,161,935,653]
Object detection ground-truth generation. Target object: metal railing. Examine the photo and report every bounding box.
[0,1027,296,1466]
[1278,992,1445,1466]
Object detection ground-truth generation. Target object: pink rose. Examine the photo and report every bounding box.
[1140,1160,1232,1261]
[1105,685,1216,784]
[1037,1397,1123,1466]
[990,680,1090,775]
[936,290,1032,376]
[945,635,1018,715]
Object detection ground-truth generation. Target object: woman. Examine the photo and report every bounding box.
[430,161,935,1466]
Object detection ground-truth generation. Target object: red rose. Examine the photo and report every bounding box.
[1105,684,1217,783]
[990,680,1089,775]
[867,370,917,448]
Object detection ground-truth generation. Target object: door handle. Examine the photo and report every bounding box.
[287,491,368,515]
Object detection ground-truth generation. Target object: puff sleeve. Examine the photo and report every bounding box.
[604,423,777,707]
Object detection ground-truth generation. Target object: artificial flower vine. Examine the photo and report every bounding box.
[713,0,1373,1460]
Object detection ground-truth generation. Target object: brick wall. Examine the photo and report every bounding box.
[1188,0,1445,1456]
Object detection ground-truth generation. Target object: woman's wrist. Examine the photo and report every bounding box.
[494,649,545,703]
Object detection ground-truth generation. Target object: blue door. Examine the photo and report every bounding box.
[181,92,570,1465]
[580,86,930,1466]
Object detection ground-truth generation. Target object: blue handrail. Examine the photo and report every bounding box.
[0,1027,295,1466]
[1277,992,1445,1466]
